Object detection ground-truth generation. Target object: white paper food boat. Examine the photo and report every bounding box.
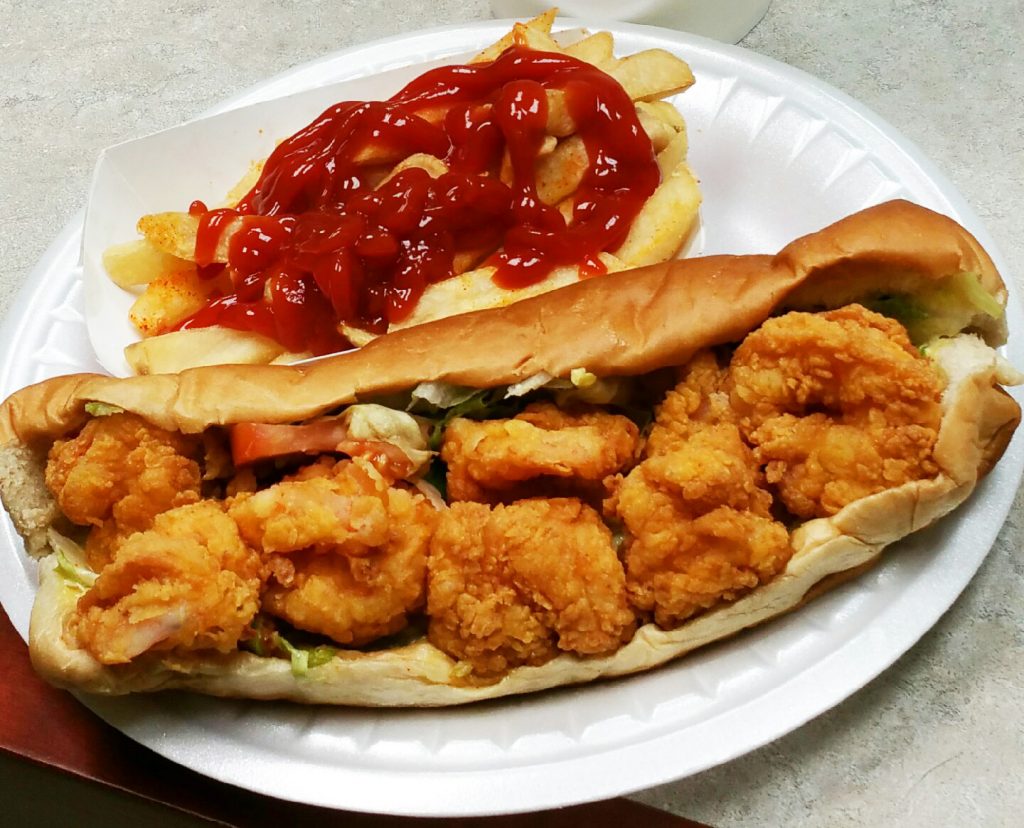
[84,30,707,377]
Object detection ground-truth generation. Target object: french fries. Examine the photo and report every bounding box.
[102,240,188,290]
[107,10,703,374]
[128,265,226,337]
[125,327,288,375]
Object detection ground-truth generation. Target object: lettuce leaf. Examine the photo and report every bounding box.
[341,404,432,471]
[864,294,927,324]
[84,401,125,417]
[425,388,518,450]
[239,616,337,675]
[275,635,336,676]
[865,272,1003,344]
[408,381,480,409]
[48,529,97,591]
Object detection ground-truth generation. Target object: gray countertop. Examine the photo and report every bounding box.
[1,1,1021,825]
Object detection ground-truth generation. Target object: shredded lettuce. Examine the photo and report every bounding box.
[275,635,310,676]
[48,529,96,591]
[865,272,1003,344]
[273,633,336,677]
[408,369,643,451]
[425,388,518,450]
[864,294,927,325]
[305,646,337,669]
[84,401,124,417]
[505,372,553,398]
[958,271,1003,318]
[54,551,97,591]
[409,381,479,409]
[239,616,337,675]
[341,404,432,471]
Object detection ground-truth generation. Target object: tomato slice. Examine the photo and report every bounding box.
[230,420,351,466]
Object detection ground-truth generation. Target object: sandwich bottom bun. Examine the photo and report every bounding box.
[20,332,1022,706]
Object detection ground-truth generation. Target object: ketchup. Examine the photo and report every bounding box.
[178,46,660,353]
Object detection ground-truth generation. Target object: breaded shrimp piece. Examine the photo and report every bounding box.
[229,474,390,554]
[607,425,791,628]
[427,498,636,679]
[260,486,436,646]
[729,305,944,518]
[44,413,202,569]
[441,402,640,503]
[72,501,263,664]
[645,350,736,457]
[230,457,437,647]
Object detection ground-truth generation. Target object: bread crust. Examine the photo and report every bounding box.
[0,201,1006,444]
[1,199,1019,706]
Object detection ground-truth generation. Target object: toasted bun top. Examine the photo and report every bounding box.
[0,200,1007,444]
[779,197,1003,299]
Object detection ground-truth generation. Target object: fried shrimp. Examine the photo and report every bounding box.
[644,350,736,457]
[72,501,264,664]
[44,413,202,569]
[229,458,392,554]
[441,402,640,504]
[607,424,791,627]
[427,498,636,679]
[229,458,437,647]
[729,304,944,518]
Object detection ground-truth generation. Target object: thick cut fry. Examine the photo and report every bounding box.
[471,9,557,63]
[378,153,448,187]
[636,106,682,153]
[543,89,576,137]
[223,159,266,207]
[390,253,626,333]
[499,136,558,187]
[535,136,589,206]
[563,31,615,66]
[613,159,701,267]
[137,212,213,262]
[129,266,227,337]
[607,49,695,101]
[124,327,286,375]
[509,21,564,54]
[655,130,690,179]
[636,100,687,132]
[103,240,192,290]
[338,324,376,349]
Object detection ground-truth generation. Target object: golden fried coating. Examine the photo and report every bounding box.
[607,425,791,628]
[72,501,263,664]
[729,305,944,518]
[259,487,435,646]
[644,350,735,457]
[229,465,390,555]
[230,458,437,647]
[427,498,636,679]
[44,413,202,570]
[441,402,640,503]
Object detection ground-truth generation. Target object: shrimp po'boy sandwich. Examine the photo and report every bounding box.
[0,199,1018,706]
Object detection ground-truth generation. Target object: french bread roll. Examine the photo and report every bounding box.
[0,199,1020,705]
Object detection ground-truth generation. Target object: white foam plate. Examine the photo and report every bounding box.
[1,18,1021,817]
